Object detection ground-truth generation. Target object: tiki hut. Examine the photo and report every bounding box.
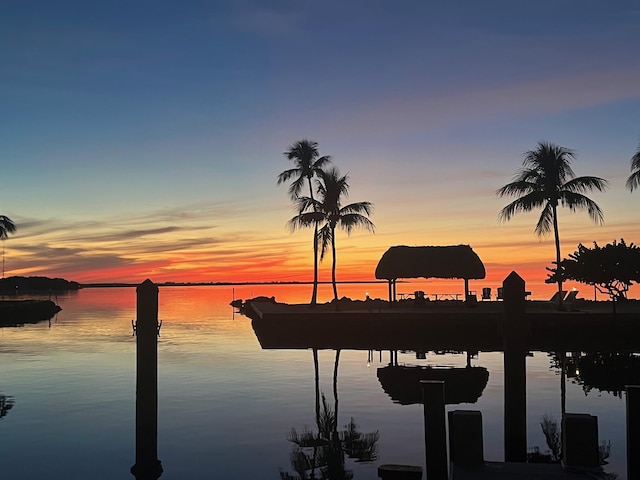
[374,245,486,302]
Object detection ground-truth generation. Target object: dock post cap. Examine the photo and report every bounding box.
[137,279,158,292]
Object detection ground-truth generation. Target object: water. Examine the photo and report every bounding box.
[0,285,630,479]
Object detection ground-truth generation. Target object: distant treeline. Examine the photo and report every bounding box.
[81,280,388,288]
[0,276,80,292]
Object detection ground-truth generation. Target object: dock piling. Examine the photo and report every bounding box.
[562,413,599,468]
[448,410,483,466]
[421,380,447,480]
[502,271,527,462]
[131,279,163,480]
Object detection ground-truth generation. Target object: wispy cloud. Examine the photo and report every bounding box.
[326,68,640,140]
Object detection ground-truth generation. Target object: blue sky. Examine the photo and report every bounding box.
[2,1,640,293]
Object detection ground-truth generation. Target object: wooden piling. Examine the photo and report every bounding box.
[131,279,163,480]
[448,410,483,466]
[502,271,527,462]
[421,380,447,480]
[562,413,599,468]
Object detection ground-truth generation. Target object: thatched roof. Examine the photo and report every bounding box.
[375,245,486,280]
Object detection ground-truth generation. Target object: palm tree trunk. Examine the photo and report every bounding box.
[552,205,564,310]
[331,228,338,301]
[308,177,318,306]
[311,225,319,306]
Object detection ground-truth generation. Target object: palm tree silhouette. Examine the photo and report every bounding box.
[289,167,375,302]
[626,142,640,192]
[0,215,16,278]
[278,140,331,306]
[497,142,608,309]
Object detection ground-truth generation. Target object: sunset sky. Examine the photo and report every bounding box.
[3,1,640,299]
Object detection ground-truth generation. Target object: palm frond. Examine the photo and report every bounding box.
[287,212,323,232]
[337,214,376,235]
[318,225,333,260]
[313,155,332,170]
[285,139,319,162]
[522,141,576,183]
[496,179,537,198]
[627,146,640,191]
[627,170,640,192]
[287,175,307,200]
[562,176,608,194]
[497,191,547,222]
[0,216,16,239]
[317,168,350,205]
[560,191,605,224]
[292,196,317,214]
[277,168,301,185]
[534,202,554,236]
[339,201,373,216]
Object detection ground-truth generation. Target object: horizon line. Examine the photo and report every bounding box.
[79,280,394,288]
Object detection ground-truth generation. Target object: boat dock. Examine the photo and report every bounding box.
[245,298,640,352]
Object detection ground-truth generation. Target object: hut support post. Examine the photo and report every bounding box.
[502,271,527,462]
[131,279,163,480]
[421,380,447,480]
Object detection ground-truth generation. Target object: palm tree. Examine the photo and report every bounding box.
[497,142,608,309]
[0,215,16,278]
[289,167,375,302]
[626,142,640,192]
[278,140,331,306]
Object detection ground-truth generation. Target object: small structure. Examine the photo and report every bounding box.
[375,245,486,302]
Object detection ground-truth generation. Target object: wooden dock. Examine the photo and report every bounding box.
[245,299,640,352]
[450,462,609,479]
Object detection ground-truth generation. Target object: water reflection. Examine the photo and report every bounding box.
[377,364,489,405]
[281,349,379,480]
[0,394,14,420]
[563,351,640,397]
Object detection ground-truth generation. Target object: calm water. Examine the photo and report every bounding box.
[0,285,629,479]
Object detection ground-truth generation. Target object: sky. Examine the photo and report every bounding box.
[2,0,640,299]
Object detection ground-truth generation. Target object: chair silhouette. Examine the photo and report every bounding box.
[496,287,504,300]
[549,290,567,303]
[481,287,492,301]
[565,290,579,302]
